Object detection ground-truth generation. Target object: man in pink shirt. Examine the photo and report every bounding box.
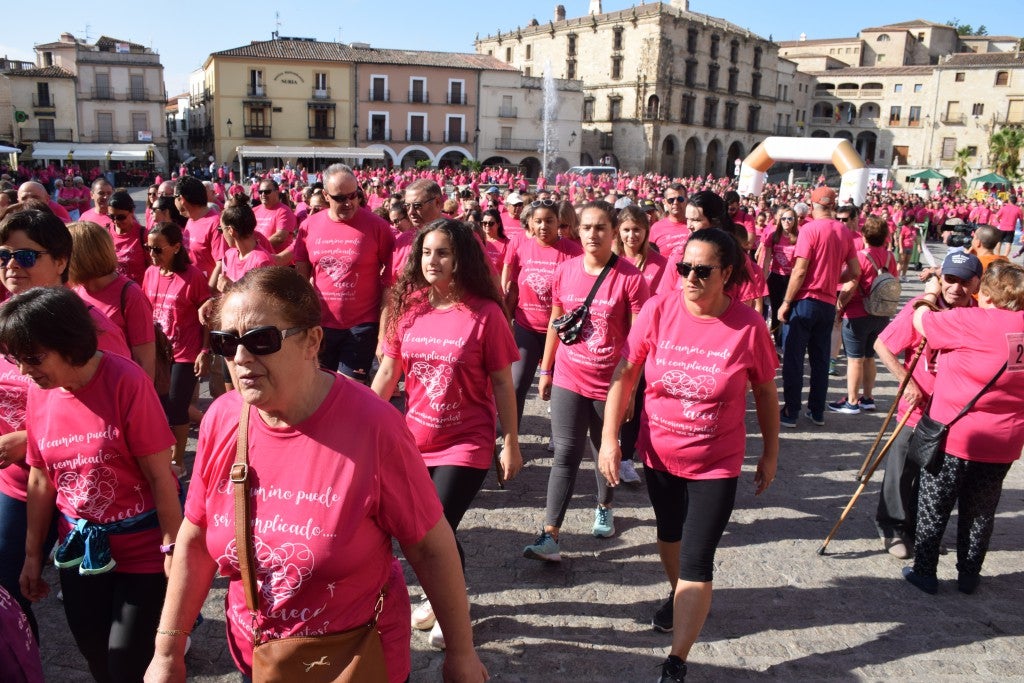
[648,183,690,264]
[499,192,525,239]
[992,195,1022,256]
[253,179,297,254]
[777,187,860,427]
[175,176,222,278]
[294,163,394,382]
[16,181,72,222]
[78,178,114,229]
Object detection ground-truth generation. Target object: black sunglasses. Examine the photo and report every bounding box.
[210,325,307,357]
[3,350,48,366]
[676,262,723,279]
[328,190,360,203]
[143,245,165,255]
[406,198,437,211]
[664,197,684,204]
[111,213,132,222]
[258,188,275,195]
[0,248,49,268]
[480,220,497,226]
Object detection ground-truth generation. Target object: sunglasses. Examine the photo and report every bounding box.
[258,188,275,195]
[3,350,48,366]
[480,220,497,226]
[676,262,723,279]
[0,248,49,268]
[111,213,132,222]
[664,197,684,204]
[942,274,970,286]
[531,199,557,208]
[328,190,360,203]
[780,216,796,222]
[143,245,165,255]
[406,198,437,211]
[210,325,307,357]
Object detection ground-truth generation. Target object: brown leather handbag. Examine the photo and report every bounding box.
[232,403,389,683]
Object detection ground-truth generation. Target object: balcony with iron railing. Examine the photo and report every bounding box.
[369,88,390,102]
[244,124,272,138]
[32,93,56,108]
[405,130,431,142]
[408,91,429,104]
[494,137,540,151]
[81,131,125,143]
[447,93,468,105]
[311,87,331,100]
[498,105,518,118]
[87,87,158,101]
[940,113,967,125]
[444,131,468,143]
[309,126,335,139]
[247,84,267,97]
[365,128,392,142]
[20,127,73,142]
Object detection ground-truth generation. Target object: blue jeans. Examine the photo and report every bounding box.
[782,298,835,417]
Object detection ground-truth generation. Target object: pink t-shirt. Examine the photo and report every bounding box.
[25,353,175,573]
[898,225,917,251]
[504,236,583,333]
[0,358,30,502]
[389,230,415,282]
[75,276,156,349]
[184,210,223,278]
[222,247,274,283]
[793,217,856,304]
[294,208,395,330]
[624,293,778,479]
[921,307,1024,463]
[88,305,132,359]
[185,380,443,681]
[143,265,210,362]
[483,236,510,274]
[498,213,524,240]
[648,217,691,265]
[79,208,113,230]
[765,232,798,277]
[623,249,668,294]
[551,256,648,400]
[253,203,297,253]
[994,203,1023,231]
[108,221,149,285]
[383,295,519,468]
[845,247,897,319]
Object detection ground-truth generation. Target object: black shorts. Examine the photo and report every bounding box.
[1000,229,1015,244]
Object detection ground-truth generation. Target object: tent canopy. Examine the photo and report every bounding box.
[0,145,19,154]
[907,169,947,180]
[970,172,1011,185]
[28,142,165,165]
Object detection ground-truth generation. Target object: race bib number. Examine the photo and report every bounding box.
[1008,332,1024,373]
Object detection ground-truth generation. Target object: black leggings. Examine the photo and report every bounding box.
[618,376,647,462]
[546,385,613,528]
[60,568,167,683]
[427,465,489,570]
[767,272,790,345]
[161,361,197,427]
[645,468,738,582]
[509,322,546,425]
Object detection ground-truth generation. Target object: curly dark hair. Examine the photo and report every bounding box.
[384,218,506,342]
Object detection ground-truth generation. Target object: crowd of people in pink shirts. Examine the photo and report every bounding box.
[0,159,1022,683]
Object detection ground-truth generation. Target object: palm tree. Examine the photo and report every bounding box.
[952,147,973,190]
[988,126,1024,180]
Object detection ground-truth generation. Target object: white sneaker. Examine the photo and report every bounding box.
[619,460,641,483]
[428,619,445,650]
[411,598,435,631]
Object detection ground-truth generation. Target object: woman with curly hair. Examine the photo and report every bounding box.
[372,218,522,649]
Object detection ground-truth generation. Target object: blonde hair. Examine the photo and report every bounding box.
[67,221,118,284]
[981,260,1024,311]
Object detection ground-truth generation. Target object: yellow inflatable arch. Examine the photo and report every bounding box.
[738,137,868,206]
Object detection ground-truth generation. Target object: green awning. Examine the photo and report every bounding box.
[970,172,1011,185]
[906,169,947,180]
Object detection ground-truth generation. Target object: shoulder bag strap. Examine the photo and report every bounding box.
[581,252,618,310]
[232,403,259,612]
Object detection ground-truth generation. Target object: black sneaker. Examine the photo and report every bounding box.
[658,656,687,682]
[652,591,673,632]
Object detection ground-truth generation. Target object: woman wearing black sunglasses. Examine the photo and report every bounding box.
[598,228,779,683]
[142,222,211,478]
[147,267,487,683]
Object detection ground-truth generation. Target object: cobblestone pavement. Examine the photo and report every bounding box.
[36,247,1024,681]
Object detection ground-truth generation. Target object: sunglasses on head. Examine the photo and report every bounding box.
[0,248,48,268]
[531,199,557,208]
[210,326,307,357]
[3,350,48,366]
[328,190,360,203]
[676,262,723,279]
[143,245,165,255]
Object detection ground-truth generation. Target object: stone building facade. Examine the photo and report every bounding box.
[475,1,789,177]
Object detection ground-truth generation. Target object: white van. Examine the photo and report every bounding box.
[566,165,618,179]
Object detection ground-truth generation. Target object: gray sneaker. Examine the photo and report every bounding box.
[523,531,561,562]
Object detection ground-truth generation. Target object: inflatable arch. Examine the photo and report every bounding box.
[738,137,868,206]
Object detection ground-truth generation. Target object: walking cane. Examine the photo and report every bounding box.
[854,338,927,481]
[817,407,915,555]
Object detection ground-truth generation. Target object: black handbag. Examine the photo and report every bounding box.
[551,253,617,345]
[906,361,1007,475]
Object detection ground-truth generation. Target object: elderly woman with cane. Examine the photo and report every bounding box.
[902,261,1024,595]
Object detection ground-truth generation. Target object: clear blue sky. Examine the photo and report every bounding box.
[3,1,1021,95]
